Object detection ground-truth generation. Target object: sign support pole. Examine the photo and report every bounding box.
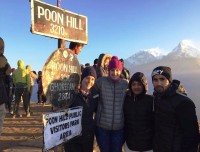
[54,2,65,152]
[57,0,66,49]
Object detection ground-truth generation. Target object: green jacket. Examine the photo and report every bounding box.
[13,60,31,91]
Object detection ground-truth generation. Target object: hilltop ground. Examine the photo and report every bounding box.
[0,103,100,152]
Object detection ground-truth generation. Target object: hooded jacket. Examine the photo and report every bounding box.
[153,80,199,152]
[123,72,154,151]
[96,53,112,78]
[13,60,31,91]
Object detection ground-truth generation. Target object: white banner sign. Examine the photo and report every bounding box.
[43,106,83,151]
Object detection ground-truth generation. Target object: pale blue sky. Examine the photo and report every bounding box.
[1,0,200,72]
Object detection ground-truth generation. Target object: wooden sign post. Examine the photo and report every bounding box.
[30,0,88,108]
[57,0,66,49]
[30,0,88,150]
[30,0,88,44]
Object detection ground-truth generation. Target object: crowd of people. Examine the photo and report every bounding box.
[5,61,46,119]
[0,37,47,121]
[0,37,200,152]
[62,42,200,152]
[71,57,200,152]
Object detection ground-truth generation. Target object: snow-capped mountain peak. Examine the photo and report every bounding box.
[168,40,200,58]
[146,47,164,58]
[124,40,200,68]
[126,48,164,65]
[178,40,196,49]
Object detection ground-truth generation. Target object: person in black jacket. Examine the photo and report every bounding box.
[119,58,130,81]
[152,66,199,152]
[0,37,11,135]
[124,72,154,152]
[63,66,98,152]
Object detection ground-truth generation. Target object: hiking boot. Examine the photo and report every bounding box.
[26,113,30,117]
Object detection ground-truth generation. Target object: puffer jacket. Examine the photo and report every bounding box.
[63,89,98,152]
[71,90,97,134]
[94,76,128,130]
[124,93,154,151]
[153,81,199,152]
[124,72,154,151]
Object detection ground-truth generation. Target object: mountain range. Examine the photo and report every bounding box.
[124,40,200,118]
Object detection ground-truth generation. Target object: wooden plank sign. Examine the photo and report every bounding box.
[30,0,88,44]
[42,48,81,108]
[43,106,83,151]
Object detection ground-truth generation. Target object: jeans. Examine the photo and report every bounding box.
[95,126,124,152]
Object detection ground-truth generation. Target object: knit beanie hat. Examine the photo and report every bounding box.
[151,66,172,82]
[129,72,148,93]
[81,67,97,81]
[0,37,4,54]
[108,56,122,72]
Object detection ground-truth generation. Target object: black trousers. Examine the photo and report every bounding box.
[64,133,94,152]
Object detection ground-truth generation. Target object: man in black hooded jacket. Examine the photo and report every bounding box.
[151,66,199,152]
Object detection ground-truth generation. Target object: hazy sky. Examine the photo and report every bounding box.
[1,0,200,72]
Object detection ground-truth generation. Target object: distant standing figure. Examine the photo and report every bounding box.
[85,63,90,67]
[124,72,154,152]
[80,64,85,74]
[37,71,41,103]
[119,58,130,81]
[37,71,46,104]
[30,71,38,102]
[4,69,12,113]
[26,65,37,103]
[69,42,84,55]
[13,60,31,118]
[10,68,16,102]
[93,58,98,72]
[96,53,112,78]
[0,37,11,135]
[152,66,199,152]
[8,68,16,113]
